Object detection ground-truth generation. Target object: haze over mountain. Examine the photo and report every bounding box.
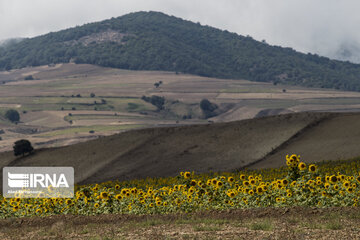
[1,11,360,91]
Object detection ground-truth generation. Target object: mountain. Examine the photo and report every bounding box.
[0,38,24,48]
[1,11,360,91]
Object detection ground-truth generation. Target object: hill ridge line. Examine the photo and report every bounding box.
[237,113,337,170]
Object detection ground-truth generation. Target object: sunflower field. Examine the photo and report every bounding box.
[1,154,360,218]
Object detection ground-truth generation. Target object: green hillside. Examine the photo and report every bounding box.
[1,11,360,91]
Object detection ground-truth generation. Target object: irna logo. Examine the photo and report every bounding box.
[7,172,69,188]
[3,167,74,198]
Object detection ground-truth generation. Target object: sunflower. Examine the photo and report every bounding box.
[333,185,339,191]
[94,203,100,208]
[298,162,306,171]
[343,181,351,188]
[175,198,181,205]
[211,179,218,185]
[190,180,197,186]
[100,192,109,200]
[243,181,250,186]
[347,187,354,193]
[115,194,123,200]
[240,174,246,180]
[65,199,72,205]
[37,192,45,198]
[115,185,120,190]
[329,175,338,184]
[309,164,317,173]
[216,181,223,188]
[47,185,54,193]
[356,176,360,184]
[256,186,264,195]
[228,177,235,183]
[184,172,191,179]
[281,179,289,186]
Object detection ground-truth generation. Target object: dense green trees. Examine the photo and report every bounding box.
[142,95,165,110]
[200,99,218,118]
[13,139,34,157]
[1,11,360,91]
[5,109,20,122]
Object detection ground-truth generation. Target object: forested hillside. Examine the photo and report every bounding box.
[1,11,360,91]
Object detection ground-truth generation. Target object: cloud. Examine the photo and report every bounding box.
[0,0,359,62]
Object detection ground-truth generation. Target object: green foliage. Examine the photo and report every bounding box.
[200,99,218,118]
[5,109,20,122]
[2,11,360,91]
[142,95,165,110]
[13,139,33,157]
[24,75,34,80]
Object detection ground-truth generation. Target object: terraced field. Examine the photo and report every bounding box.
[2,63,360,153]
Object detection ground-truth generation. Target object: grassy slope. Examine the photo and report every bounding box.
[250,113,360,169]
[2,112,355,185]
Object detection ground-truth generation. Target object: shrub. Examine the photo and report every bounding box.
[5,109,20,122]
[13,139,33,157]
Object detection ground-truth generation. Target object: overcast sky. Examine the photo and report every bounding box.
[1,0,360,62]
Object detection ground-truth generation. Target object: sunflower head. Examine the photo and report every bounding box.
[100,192,109,199]
[329,175,338,184]
[115,194,123,200]
[228,177,235,183]
[309,164,317,173]
[298,162,306,171]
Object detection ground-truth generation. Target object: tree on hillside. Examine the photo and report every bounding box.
[200,99,218,118]
[13,139,34,157]
[142,95,165,111]
[5,109,20,122]
[24,75,34,80]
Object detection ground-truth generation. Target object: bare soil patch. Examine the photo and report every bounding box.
[1,207,359,239]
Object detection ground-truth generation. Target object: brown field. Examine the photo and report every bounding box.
[2,63,360,152]
[1,207,359,239]
[2,112,360,186]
